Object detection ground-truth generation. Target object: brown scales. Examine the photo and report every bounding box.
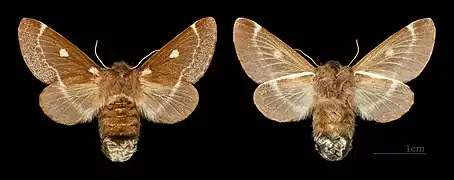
[97,61,143,162]
[313,60,356,137]
[99,61,142,99]
[18,17,218,163]
[98,97,140,139]
[97,61,142,140]
[232,17,435,162]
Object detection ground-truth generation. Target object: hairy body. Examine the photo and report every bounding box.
[18,17,217,162]
[97,62,142,162]
[234,17,435,161]
[313,61,355,161]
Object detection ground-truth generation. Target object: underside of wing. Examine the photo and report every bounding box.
[136,73,199,124]
[39,80,102,125]
[352,18,436,83]
[233,18,315,84]
[18,18,101,85]
[354,72,414,123]
[253,72,316,122]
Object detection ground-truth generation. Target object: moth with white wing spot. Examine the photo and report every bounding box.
[18,17,217,162]
[233,17,435,161]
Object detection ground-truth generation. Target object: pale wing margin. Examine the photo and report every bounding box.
[354,71,414,123]
[40,81,102,125]
[136,74,199,124]
[352,18,435,83]
[140,17,217,84]
[253,72,316,122]
[233,18,315,84]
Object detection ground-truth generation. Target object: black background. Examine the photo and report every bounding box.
[5,2,447,177]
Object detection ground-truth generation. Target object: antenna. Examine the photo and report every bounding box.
[94,40,108,68]
[294,48,318,67]
[133,49,160,68]
[347,39,360,66]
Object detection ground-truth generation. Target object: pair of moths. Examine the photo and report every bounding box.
[18,17,435,162]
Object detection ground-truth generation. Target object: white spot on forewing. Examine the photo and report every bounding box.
[273,50,283,59]
[169,49,179,58]
[88,67,99,76]
[59,49,69,57]
[141,68,152,76]
[385,49,394,57]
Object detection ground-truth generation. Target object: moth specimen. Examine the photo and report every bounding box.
[18,17,217,162]
[233,17,435,161]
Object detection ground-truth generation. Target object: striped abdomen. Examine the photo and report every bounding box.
[98,96,141,162]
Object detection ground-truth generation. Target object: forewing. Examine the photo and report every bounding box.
[253,72,316,122]
[39,77,102,125]
[354,72,414,123]
[233,18,315,84]
[19,18,103,125]
[140,17,217,84]
[18,18,101,84]
[136,73,199,124]
[352,18,435,83]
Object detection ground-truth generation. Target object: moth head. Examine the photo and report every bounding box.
[111,61,133,68]
[314,134,352,161]
[315,60,343,76]
[101,136,138,162]
[323,60,342,68]
[109,61,136,77]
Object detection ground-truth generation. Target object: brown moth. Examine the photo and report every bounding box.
[18,17,217,162]
[233,17,435,161]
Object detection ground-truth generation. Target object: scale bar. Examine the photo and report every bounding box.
[373,152,426,155]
